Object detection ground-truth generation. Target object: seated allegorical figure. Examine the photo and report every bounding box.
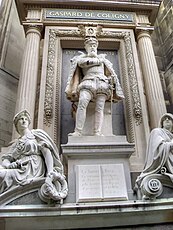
[0,110,68,202]
[135,113,173,199]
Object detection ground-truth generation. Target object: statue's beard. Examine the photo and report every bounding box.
[88,50,97,57]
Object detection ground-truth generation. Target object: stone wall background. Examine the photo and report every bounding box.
[151,0,173,113]
[0,0,25,149]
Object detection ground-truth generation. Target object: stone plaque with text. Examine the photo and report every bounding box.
[76,164,128,202]
[44,9,134,23]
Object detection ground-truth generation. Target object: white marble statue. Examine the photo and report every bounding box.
[135,113,173,199]
[0,110,68,202]
[65,36,124,136]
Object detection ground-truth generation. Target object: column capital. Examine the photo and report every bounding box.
[135,26,154,40]
[23,23,43,37]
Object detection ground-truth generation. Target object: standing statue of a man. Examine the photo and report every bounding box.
[65,36,124,136]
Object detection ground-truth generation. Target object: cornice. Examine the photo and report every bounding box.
[15,0,161,25]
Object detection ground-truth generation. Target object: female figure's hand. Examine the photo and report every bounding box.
[7,162,18,169]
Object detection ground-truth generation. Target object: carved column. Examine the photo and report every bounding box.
[137,29,166,129]
[14,24,42,129]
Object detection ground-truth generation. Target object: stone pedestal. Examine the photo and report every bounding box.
[62,136,134,203]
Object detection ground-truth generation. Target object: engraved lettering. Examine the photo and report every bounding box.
[45,9,133,22]
[76,164,128,202]
[85,12,93,17]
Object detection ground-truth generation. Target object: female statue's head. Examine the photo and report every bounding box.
[13,110,31,134]
[160,113,173,132]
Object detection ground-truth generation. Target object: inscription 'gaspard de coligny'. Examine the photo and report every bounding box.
[45,9,134,22]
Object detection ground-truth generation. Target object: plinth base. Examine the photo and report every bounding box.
[62,135,134,203]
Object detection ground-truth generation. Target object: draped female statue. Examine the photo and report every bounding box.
[0,110,68,203]
[135,113,173,199]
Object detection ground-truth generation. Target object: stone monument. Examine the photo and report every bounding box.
[62,25,134,203]
[65,26,124,137]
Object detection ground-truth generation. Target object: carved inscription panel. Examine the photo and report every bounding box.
[76,164,128,202]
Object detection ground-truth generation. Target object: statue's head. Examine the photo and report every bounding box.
[159,113,173,132]
[84,37,98,46]
[13,110,31,133]
[84,37,98,57]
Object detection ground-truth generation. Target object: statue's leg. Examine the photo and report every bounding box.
[69,90,92,136]
[94,94,106,136]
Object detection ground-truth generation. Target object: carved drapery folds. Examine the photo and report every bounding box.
[44,27,142,128]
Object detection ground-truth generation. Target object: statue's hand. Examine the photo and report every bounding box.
[16,159,22,166]
[92,57,101,65]
[72,90,77,96]
[2,159,11,168]
[71,90,78,100]
[8,162,18,169]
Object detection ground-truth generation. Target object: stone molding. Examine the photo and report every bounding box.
[0,198,173,229]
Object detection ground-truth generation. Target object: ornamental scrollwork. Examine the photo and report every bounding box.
[123,32,142,125]
[44,29,56,125]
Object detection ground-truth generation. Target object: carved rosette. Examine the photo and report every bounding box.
[140,175,163,200]
[44,27,142,126]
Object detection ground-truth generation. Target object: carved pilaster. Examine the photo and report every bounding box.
[44,30,56,126]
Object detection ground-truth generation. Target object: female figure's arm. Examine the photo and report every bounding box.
[1,143,18,169]
[39,143,54,176]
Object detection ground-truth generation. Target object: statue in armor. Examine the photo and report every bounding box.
[65,35,124,136]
